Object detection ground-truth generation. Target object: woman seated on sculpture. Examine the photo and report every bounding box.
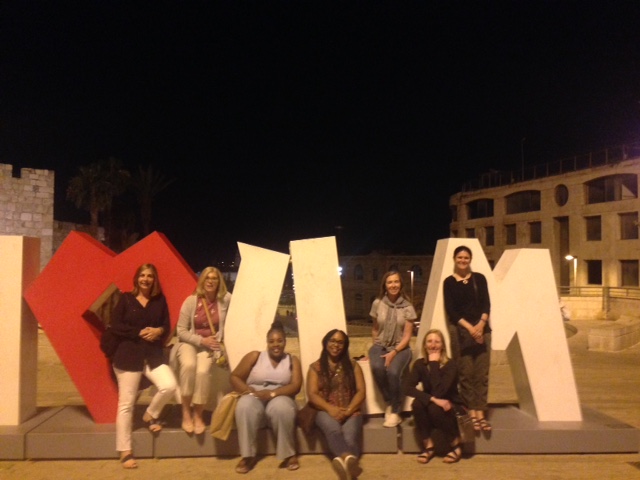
[403,328,463,464]
[307,329,366,480]
[230,320,302,474]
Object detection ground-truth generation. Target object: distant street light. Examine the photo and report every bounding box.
[407,269,414,304]
[565,255,577,288]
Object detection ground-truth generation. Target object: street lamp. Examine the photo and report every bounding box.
[407,269,414,304]
[565,255,577,289]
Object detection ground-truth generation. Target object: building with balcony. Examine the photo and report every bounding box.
[338,251,433,320]
[449,145,640,319]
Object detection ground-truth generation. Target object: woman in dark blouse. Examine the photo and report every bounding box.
[110,263,177,469]
[443,245,491,432]
[404,329,462,464]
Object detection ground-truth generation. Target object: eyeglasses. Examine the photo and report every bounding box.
[328,339,345,346]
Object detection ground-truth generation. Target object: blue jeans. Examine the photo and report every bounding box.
[315,410,363,458]
[368,344,412,413]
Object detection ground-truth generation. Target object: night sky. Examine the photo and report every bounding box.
[2,2,640,270]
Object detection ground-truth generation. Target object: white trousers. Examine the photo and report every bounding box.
[173,342,214,405]
[114,363,177,452]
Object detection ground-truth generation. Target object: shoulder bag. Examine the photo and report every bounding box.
[202,296,228,368]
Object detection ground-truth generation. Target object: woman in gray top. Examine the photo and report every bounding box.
[368,271,417,428]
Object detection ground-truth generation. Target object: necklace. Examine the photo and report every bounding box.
[456,272,472,284]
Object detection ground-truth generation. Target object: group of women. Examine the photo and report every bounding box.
[366,245,491,466]
[107,264,231,469]
[106,244,491,476]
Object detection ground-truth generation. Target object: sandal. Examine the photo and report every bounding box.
[235,457,256,474]
[443,443,462,464]
[120,453,138,469]
[143,412,163,433]
[284,455,300,471]
[416,447,435,464]
[472,417,481,431]
[477,418,492,431]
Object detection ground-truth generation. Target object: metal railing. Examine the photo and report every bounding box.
[462,142,640,192]
[558,286,640,299]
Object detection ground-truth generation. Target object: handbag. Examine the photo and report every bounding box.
[457,324,481,352]
[454,405,476,443]
[202,296,228,368]
[99,328,122,359]
[296,402,318,434]
[210,391,242,440]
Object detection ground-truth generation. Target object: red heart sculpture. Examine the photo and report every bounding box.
[24,231,196,423]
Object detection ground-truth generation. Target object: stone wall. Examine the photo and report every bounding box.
[0,164,54,269]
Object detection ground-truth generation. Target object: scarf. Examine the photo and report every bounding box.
[380,295,412,347]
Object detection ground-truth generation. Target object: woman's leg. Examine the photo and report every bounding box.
[341,414,363,458]
[315,411,352,458]
[235,394,265,459]
[114,367,142,453]
[265,395,297,461]
[386,348,411,413]
[174,343,197,427]
[473,333,492,428]
[368,344,390,404]
[411,399,433,441]
[192,350,214,431]
[144,363,177,421]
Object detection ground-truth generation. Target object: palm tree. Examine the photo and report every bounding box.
[66,157,131,244]
[133,164,176,236]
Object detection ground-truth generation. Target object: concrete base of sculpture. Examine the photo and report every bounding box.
[1,404,636,460]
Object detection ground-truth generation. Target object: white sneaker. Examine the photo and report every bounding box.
[384,405,392,422]
[345,454,359,479]
[383,412,402,427]
[331,456,348,480]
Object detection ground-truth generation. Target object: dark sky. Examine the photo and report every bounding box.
[2,2,640,270]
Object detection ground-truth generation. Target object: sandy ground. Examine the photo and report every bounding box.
[1,319,640,479]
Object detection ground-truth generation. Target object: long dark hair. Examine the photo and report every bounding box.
[319,329,356,393]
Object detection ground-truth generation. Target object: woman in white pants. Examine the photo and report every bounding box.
[110,263,177,469]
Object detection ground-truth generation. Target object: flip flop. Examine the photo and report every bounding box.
[235,457,256,474]
[285,455,300,471]
[443,443,462,464]
[143,411,163,433]
[416,447,435,464]
[120,453,138,469]
[478,418,492,431]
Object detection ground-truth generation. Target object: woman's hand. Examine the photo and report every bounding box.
[139,326,163,343]
[470,320,485,343]
[325,404,343,421]
[382,350,396,368]
[200,336,219,351]
[432,397,453,411]
[250,390,272,402]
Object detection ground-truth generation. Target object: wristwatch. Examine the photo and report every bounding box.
[270,391,277,399]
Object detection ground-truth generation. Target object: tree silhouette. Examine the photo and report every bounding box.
[66,157,130,245]
[133,164,176,236]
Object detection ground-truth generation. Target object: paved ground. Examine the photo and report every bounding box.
[1,319,639,479]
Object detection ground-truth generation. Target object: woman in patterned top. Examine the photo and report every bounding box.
[307,329,366,480]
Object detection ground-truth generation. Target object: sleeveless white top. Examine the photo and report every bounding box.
[246,350,292,392]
